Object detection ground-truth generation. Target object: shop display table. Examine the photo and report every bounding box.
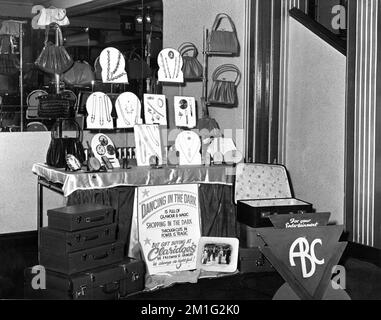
[32,163,238,256]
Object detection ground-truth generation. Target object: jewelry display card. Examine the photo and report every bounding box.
[157,48,184,83]
[99,47,129,83]
[174,96,197,128]
[86,92,114,129]
[134,125,163,166]
[115,92,143,128]
[91,133,120,168]
[175,131,202,165]
[143,94,167,125]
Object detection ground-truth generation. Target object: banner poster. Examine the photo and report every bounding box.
[137,184,200,275]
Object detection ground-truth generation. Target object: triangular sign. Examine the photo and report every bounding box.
[256,225,347,299]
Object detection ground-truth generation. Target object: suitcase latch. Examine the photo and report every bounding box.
[75,285,87,298]
[131,272,140,282]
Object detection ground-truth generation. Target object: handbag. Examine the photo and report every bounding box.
[126,49,151,79]
[208,13,240,55]
[46,119,85,168]
[37,93,75,119]
[207,64,241,107]
[62,61,95,86]
[35,23,74,74]
[0,53,19,75]
[178,42,203,80]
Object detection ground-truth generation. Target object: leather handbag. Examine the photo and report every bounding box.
[62,61,95,86]
[46,119,85,168]
[178,42,203,80]
[0,53,19,75]
[35,23,74,74]
[37,93,75,119]
[126,49,151,79]
[208,64,241,107]
[208,13,240,55]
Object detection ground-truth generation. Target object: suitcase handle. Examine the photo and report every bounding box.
[100,281,120,294]
[85,215,105,223]
[83,234,99,241]
[92,252,109,260]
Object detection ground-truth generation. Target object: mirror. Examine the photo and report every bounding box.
[0,0,163,132]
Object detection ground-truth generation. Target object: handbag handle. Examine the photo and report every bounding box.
[211,13,238,35]
[178,42,198,58]
[212,64,241,86]
[51,119,83,141]
[44,22,64,47]
[128,48,144,61]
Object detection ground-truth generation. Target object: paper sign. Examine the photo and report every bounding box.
[256,225,347,300]
[138,184,201,275]
[134,125,162,166]
[86,92,114,129]
[143,94,167,125]
[174,96,196,128]
[158,48,184,83]
[100,47,128,83]
[175,131,202,165]
[116,92,142,128]
[269,212,331,229]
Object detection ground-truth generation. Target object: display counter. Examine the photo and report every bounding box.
[32,163,238,257]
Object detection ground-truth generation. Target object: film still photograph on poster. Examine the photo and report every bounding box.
[137,184,201,275]
[197,237,239,273]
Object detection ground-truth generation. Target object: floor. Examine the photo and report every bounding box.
[1,232,381,300]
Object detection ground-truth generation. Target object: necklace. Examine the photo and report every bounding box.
[172,57,177,79]
[99,96,104,126]
[176,132,200,163]
[104,96,112,122]
[147,126,160,147]
[164,57,172,79]
[118,100,130,126]
[90,95,96,123]
[159,53,168,78]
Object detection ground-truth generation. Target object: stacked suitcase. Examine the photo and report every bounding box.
[234,163,313,273]
[25,204,145,300]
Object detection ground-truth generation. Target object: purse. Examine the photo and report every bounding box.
[35,23,74,74]
[207,64,241,107]
[37,93,75,119]
[126,49,151,79]
[178,42,203,80]
[62,61,95,86]
[46,119,85,168]
[0,53,19,75]
[208,13,240,55]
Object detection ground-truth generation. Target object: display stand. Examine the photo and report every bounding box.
[0,20,27,131]
[200,27,236,118]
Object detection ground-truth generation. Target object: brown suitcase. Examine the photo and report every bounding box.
[239,247,274,273]
[47,204,114,231]
[39,242,124,275]
[24,259,145,300]
[40,224,117,254]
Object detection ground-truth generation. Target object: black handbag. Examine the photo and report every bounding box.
[0,53,19,75]
[126,49,152,79]
[178,42,203,80]
[207,64,241,107]
[35,23,74,75]
[37,93,75,119]
[208,13,240,55]
[46,119,85,168]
